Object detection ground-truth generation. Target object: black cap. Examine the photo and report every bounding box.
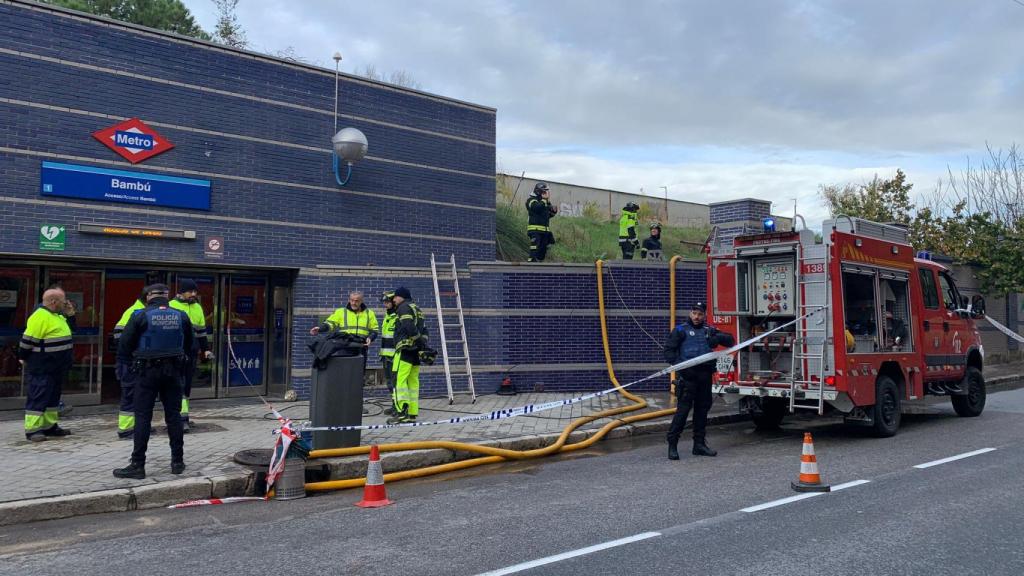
[394,287,412,300]
[381,290,396,303]
[145,283,170,297]
[691,302,707,313]
[177,278,198,293]
[534,182,549,195]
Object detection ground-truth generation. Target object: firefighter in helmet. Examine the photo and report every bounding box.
[663,302,735,460]
[618,202,640,259]
[641,222,663,261]
[526,182,558,262]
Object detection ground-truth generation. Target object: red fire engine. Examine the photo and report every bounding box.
[707,216,987,437]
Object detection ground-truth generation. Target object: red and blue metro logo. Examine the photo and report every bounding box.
[92,118,174,164]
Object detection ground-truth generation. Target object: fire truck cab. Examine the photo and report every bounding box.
[708,216,987,437]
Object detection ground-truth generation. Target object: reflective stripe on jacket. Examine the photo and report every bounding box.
[18,306,73,373]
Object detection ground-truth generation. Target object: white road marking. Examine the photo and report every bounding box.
[741,479,871,513]
[476,532,661,575]
[913,448,997,469]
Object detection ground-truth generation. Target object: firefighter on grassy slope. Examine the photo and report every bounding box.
[664,302,735,461]
[19,288,75,442]
[169,279,212,433]
[380,290,398,415]
[618,202,640,259]
[112,289,147,439]
[641,222,663,261]
[526,182,558,262]
[387,287,428,424]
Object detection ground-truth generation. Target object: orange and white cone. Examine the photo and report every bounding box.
[791,432,831,493]
[355,445,394,508]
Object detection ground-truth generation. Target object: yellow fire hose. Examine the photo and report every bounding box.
[303,259,679,492]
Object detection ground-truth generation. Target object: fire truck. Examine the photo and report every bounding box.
[707,216,988,437]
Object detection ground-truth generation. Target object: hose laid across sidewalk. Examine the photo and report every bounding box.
[303,259,679,492]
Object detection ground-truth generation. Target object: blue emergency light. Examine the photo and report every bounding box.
[762,217,776,232]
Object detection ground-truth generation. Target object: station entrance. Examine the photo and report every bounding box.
[0,260,293,410]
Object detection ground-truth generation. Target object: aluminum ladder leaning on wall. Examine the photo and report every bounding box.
[430,253,477,404]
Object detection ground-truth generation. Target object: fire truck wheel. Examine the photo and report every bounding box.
[951,367,986,417]
[752,398,787,430]
[871,376,901,437]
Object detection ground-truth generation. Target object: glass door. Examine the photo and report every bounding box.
[44,269,104,405]
[219,275,268,397]
[0,265,39,410]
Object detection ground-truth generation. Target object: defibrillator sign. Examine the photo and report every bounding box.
[92,118,174,164]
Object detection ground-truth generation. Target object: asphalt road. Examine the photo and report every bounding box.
[2,389,1024,576]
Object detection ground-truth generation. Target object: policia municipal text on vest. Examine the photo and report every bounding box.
[114,284,195,480]
[618,202,640,259]
[19,288,76,442]
[526,182,558,262]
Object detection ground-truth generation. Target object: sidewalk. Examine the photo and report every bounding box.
[2,362,1022,525]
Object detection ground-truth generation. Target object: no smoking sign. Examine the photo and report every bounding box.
[204,235,224,258]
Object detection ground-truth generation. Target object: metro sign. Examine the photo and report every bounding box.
[92,118,174,164]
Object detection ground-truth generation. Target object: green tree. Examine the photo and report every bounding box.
[212,0,247,48]
[819,169,915,224]
[45,0,210,40]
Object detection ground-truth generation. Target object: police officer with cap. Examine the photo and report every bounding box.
[113,283,193,479]
[618,202,640,259]
[526,182,558,262]
[663,301,734,460]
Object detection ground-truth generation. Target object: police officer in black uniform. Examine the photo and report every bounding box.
[113,284,194,479]
[526,182,558,262]
[664,302,735,460]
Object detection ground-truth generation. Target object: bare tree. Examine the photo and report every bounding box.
[355,64,423,90]
[937,144,1024,226]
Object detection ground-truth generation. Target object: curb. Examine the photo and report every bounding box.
[3,375,1021,526]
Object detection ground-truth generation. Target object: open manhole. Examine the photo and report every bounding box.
[234,448,273,467]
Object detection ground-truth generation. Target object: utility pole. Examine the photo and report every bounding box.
[661,186,669,224]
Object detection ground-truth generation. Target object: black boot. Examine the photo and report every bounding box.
[171,461,186,475]
[668,443,680,460]
[113,462,146,479]
[692,439,717,457]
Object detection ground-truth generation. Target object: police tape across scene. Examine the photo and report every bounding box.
[982,315,1024,344]
[288,307,829,433]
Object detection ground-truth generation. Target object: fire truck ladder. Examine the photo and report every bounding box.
[790,256,831,415]
[430,253,477,405]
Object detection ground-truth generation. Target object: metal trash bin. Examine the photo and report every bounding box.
[310,354,364,449]
[274,455,307,500]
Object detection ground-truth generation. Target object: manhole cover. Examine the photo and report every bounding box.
[234,448,273,467]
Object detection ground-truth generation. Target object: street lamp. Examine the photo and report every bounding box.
[330,51,368,186]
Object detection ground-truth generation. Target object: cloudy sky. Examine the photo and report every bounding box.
[184,0,1024,225]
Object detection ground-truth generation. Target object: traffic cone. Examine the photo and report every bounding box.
[355,445,394,508]
[791,432,831,493]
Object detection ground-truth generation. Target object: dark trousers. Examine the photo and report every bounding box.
[528,231,551,262]
[24,370,63,434]
[619,240,635,260]
[131,360,185,466]
[667,370,713,445]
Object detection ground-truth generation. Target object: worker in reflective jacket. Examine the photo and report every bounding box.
[387,287,427,424]
[618,202,640,259]
[663,302,734,460]
[310,291,380,355]
[112,290,147,439]
[380,290,399,414]
[19,288,76,442]
[169,279,213,432]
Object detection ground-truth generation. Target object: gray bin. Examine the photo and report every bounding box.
[310,354,364,449]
